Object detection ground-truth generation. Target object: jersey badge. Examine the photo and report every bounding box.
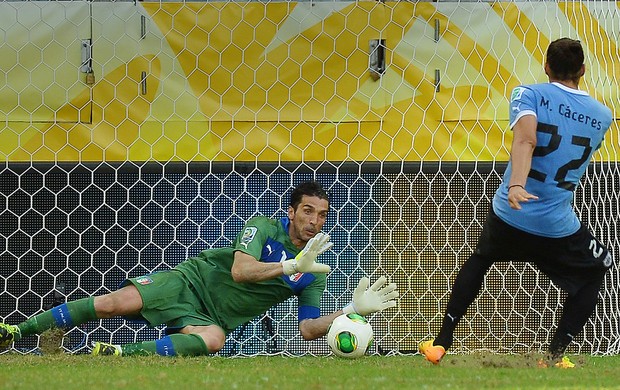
[240,227,258,249]
[511,87,524,102]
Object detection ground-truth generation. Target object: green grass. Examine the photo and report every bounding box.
[2,353,620,389]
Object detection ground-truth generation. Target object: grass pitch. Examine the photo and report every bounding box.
[2,353,620,389]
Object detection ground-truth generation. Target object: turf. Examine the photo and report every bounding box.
[2,353,620,389]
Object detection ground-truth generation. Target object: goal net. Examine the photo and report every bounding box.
[1,0,618,357]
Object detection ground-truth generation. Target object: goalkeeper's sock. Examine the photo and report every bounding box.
[17,297,97,339]
[121,334,209,357]
[434,313,460,349]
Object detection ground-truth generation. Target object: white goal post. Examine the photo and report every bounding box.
[0,0,618,357]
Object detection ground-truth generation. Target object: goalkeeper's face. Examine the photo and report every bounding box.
[288,195,329,246]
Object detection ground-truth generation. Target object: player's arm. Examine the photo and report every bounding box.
[231,232,332,283]
[508,114,539,210]
[231,251,285,283]
[299,311,343,340]
[298,276,399,340]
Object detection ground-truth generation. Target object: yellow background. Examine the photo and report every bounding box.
[1,1,618,162]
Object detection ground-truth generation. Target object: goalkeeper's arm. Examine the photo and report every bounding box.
[231,232,332,283]
[299,311,343,340]
[299,276,399,340]
[282,232,332,275]
[231,251,290,282]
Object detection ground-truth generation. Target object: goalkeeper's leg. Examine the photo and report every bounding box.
[2,297,98,346]
[420,253,493,363]
[2,286,142,347]
[93,326,225,357]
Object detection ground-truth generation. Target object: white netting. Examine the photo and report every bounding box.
[0,0,619,356]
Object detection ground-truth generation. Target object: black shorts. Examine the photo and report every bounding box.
[475,209,613,295]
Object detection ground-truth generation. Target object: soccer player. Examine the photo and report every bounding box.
[419,38,613,368]
[0,181,398,356]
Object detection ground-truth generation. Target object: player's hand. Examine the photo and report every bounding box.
[508,185,538,210]
[282,232,332,275]
[343,276,399,316]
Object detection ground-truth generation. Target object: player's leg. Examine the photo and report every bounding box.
[549,278,601,357]
[1,286,142,349]
[420,209,511,364]
[93,284,144,318]
[0,296,96,348]
[436,252,494,348]
[1,286,142,348]
[548,244,610,359]
[92,271,225,357]
[536,225,612,368]
[535,278,602,369]
[94,325,226,357]
[419,252,494,363]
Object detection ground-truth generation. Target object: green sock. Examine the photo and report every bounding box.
[17,297,97,340]
[122,334,209,357]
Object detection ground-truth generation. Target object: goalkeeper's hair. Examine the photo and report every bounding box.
[290,181,329,209]
[546,37,584,83]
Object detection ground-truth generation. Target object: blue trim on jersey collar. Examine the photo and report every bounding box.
[280,217,290,232]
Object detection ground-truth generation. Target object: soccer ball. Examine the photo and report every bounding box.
[327,313,374,358]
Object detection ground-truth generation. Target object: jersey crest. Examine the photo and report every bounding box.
[135,276,153,285]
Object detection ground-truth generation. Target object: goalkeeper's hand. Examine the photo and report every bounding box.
[282,232,333,275]
[343,276,399,316]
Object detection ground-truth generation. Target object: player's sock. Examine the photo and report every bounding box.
[434,254,492,349]
[434,312,460,349]
[17,297,97,339]
[548,331,574,360]
[549,278,602,359]
[121,334,209,357]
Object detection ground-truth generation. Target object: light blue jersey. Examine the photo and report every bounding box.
[493,82,612,237]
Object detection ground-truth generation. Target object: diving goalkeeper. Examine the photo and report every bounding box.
[0,181,398,356]
[419,38,613,368]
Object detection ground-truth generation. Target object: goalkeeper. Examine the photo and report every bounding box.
[419,38,613,368]
[0,181,398,356]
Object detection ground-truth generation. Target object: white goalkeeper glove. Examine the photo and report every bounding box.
[343,276,399,316]
[282,232,333,275]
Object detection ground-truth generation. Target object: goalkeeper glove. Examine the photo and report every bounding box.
[343,276,399,316]
[282,232,333,275]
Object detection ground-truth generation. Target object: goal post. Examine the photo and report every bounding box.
[0,0,619,356]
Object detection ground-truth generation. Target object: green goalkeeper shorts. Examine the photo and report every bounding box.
[122,270,219,332]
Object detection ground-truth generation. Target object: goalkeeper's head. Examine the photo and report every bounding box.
[287,181,330,245]
[289,181,329,210]
[545,37,585,85]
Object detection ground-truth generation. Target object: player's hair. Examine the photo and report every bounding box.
[289,181,329,210]
[546,38,584,83]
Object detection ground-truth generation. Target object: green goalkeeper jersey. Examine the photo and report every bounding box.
[173,216,327,334]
